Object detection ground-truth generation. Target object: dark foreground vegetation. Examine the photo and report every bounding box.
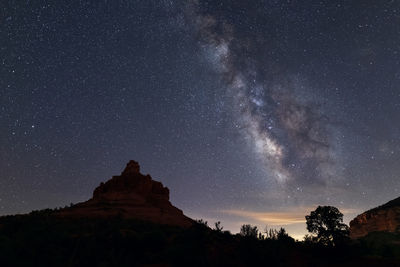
[0,209,399,266]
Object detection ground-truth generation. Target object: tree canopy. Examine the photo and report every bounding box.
[305,206,349,246]
[240,224,259,238]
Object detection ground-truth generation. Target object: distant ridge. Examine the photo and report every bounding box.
[57,160,193,227]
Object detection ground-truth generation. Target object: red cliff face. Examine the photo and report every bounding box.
[58,160,193,227]
[349,197,400,239]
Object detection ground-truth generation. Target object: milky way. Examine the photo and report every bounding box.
[188,1,339,188]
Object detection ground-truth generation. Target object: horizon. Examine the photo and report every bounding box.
[0,159,388,240]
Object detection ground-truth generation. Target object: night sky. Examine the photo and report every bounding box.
[2,0,400,238]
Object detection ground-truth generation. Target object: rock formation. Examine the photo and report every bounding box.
[349,196,400,239]
[57,160,193,227]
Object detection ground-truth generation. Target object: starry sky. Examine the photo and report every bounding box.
[1,0,400,238]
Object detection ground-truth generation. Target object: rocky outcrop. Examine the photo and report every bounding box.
[57,160,193,227]
[349,197,400,239]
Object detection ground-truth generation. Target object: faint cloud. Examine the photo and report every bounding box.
[221,209,306,225]
[221,206,358,226]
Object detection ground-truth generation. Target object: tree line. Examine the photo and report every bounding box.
[200,205,350,246]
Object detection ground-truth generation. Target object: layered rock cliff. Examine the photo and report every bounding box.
[349,197,400,239]
[57,160,193,227]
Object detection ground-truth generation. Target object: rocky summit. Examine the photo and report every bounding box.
[349,196,400,239]
[57,160,193,227]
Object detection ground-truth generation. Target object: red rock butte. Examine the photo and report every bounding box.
[57,160,193,227]
[349,196,400,239]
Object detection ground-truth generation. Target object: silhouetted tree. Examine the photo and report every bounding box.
[240,224,258,238]
[258,232,264,240]
[196,219,209,227]
[264,226,278,240]
[264,227,294,242]
[305,206,349,246]
[277,227,295,242]
[303,234,317,244]
[214,221,223,232]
